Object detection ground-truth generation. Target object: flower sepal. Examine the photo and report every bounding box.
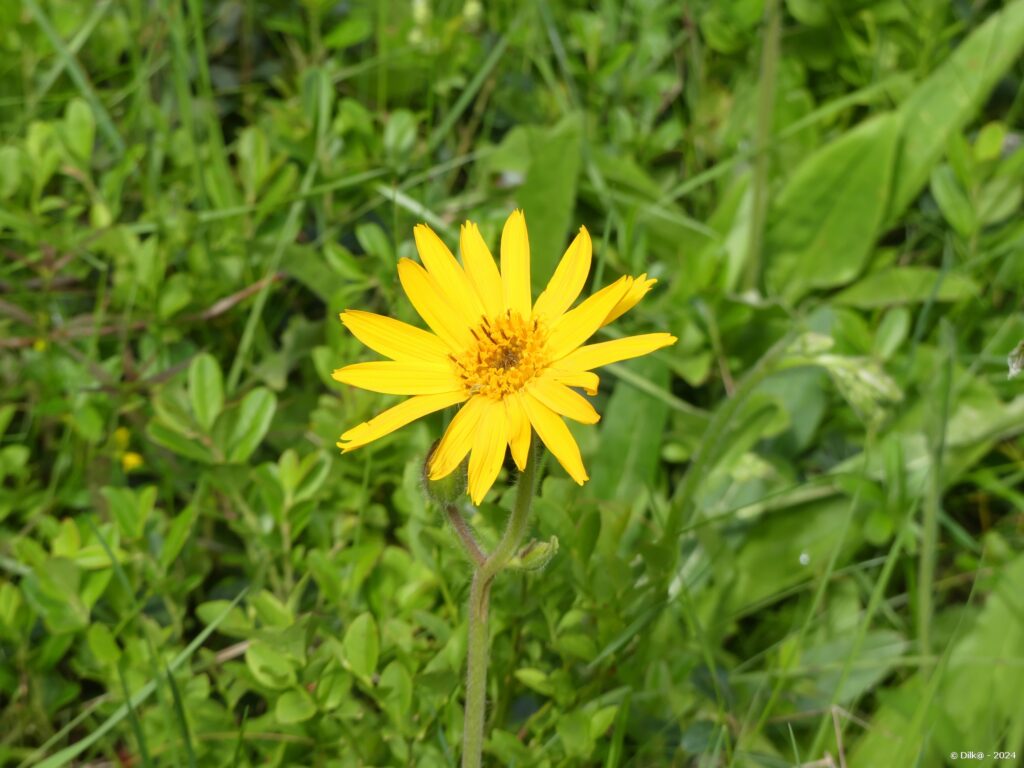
[421,441,468,505]
[508,535,559,572]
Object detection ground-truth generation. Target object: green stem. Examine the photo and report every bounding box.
[446,504,486,567]
[462,440,540,768]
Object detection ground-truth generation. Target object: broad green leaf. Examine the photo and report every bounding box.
[727,497,860,615]
[324,13,372,49]
[188,353,224,432]
[86,624,120,666]
[227,388,277,463]
[246,639,297,690]
[589,356,670,501]
[275,688,317,724]
[974,121,1007,163]
[557,710,595,759]
[236,126,269,201]
[284,244,350,303]
[516,113,583,284]
[251,590,293,628]
[62,98,95,163]
[933,554,1024,755]
[765,113,900,300]
[196,600,252,638]
[929,165,975,237]
[342,612,378,678]
[802,629,908,703]
[888,0,1024,219]
[833,267,979,308]
[146,420,214,464]
[514,667,553,696]
[590,705,619,739]
[21,560,89,635]
[100,486,155,540]
[379,660,413,727]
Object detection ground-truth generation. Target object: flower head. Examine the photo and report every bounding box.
[334,210,676,503]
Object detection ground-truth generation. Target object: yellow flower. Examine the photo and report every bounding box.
[333,210,677,504]
[121,451,144,472]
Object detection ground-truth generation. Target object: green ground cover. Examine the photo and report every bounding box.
[1,0,1024,765]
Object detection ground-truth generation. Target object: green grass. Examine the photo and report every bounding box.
[1,0,1024,766]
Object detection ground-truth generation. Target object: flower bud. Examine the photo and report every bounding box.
[509,536,559,572]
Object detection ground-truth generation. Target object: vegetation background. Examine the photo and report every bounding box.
[2,0,1024,765]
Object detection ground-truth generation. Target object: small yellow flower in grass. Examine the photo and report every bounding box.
[121,451,144,472]
[333,210,677,504]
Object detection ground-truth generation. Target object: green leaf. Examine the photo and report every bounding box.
[160,504,198,571]
[62,98,95,163]
[974,121,1007,163]
[833,267,979,308]
[590,705,618,739]
[765,113,900,301]
[888,1,1024,220]
[86,624,121,666]
[227,388,277,463]
[21,560,89,635]
[275,688,317,724]
[188,353,224,432]
[100,486,155,540]
[383,110,417,165]
[196,599,252,638]
[251,590,293,628]
[929,165,975,237]
[146,420,214,464]
[379,660,413,726]
[516,113,584,284]
[236,126,269,201]
[514,667,553,696]
[324,13,372,49]
[589,356,671,501]
[557,710,595,759]
[342,612,379,678]
[246,639,297,690]
[0,146,22,199]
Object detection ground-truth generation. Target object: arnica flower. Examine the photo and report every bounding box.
[333,210,676,503]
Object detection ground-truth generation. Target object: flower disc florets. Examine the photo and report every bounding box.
[452,310,549,400]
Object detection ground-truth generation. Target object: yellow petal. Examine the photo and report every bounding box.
[545,276,632,361]
[414,224,486,325]
[527,376,600,424]
[397,258,474,351]
[428,396,486,480]
[460,221,504,318]
[338,391,467,452]
[500,209,531,317]
[468,401,508,504]
[547,369,600,396]
[521,393,588,485]
[505,394,531,471]
[603,274,657,326]
[557,333,677,372]
[532,226,592,322]
[340,310,449,363]
[332,360,461,395]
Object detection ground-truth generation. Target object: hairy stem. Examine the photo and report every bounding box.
[462,440,539,768]
[446,504,486,567]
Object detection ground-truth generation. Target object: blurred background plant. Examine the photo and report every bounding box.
[1,0,1023,765]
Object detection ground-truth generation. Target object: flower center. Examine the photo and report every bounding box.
[451,311,549,399]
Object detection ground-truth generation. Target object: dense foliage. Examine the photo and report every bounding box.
[2,0,1023,765]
